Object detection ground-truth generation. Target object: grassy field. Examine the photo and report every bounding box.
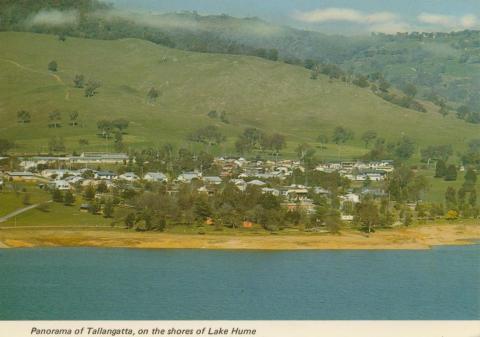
[0,198,114,227]
[0,183,50,217]
[0,32,478,159]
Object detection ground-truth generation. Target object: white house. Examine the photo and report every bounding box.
[247,179,266,187]
[230,178,247,191]
[340,193,360,204]
[94,171,117,180]
[41,169,75,179]
[203,176,222,185]
[144,172,168,183]
[119,172,140,182]
[177,171,202,183]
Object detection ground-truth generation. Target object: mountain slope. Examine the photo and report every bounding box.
[0,32,478,158]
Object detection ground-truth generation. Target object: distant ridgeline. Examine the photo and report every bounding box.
[0,0,479,124]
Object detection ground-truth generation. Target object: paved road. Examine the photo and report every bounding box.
[0,201,51,223]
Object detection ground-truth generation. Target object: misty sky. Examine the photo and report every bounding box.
[107,0,480,35]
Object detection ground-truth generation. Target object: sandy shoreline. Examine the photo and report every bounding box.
[0,223,479,250]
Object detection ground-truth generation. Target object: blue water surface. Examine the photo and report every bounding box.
[0,245,478,320]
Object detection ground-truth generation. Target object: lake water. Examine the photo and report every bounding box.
[0,245,479,320]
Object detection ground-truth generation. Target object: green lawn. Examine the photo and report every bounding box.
[0,183,50,217]
[418,167,479,203]
[0,199,113,227]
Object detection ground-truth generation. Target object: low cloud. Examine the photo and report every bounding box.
[293,8,397,24]
[27,9,79,26]
[292,7,408,33]
[418,12,478,29]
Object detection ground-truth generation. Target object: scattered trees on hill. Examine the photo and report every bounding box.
[420,145,453,163]
[97,119,129,139]
[234,128,287,155]
[188,125,225,147]
[17,110,31,123]
[207,110,229,124]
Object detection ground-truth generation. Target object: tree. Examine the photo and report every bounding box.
[0,139,13,155]
[103,199,114,218]
[48,110,62,128]
[207,110,218,119]
[402,83,417,98]
[69,111,79,127]
[295,143,316,169]
[394,136,416,161]
[73,74,85,88]
[332,126,354,144]
[48,137,65,153]
[317,135,329,146]
[435,160,447,178]
[352,75,369,88]
[111,119,129,133]
[379,79,390,92]
[97,120,113,138]
[456,105,470,120]
[63,191,75,206]
[261,133,286,156]
[421,145,453,163]
[146,87,159,103]
[219,111,229,124]
[17,110,31,123]
[52,189,63,203]
[125,212,136,228]
[48,60,58,72]
[444,165,458,181]
[445,187,457,210]
[85,80,101,97]
[445,209,458,221]
[464,168,477,190]
[188,125,225,147]
[114,131,124,152]
[469,189,477,207]
[194,197,212,222]
[83,184,96,200]
[22,193,31,205]
[361,130,377,148]
[355,199,379,233]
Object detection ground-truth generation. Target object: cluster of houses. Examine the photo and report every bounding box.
[314,160,394,181]
[2,153,395,219]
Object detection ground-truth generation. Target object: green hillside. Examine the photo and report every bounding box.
[0,32,478,159]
